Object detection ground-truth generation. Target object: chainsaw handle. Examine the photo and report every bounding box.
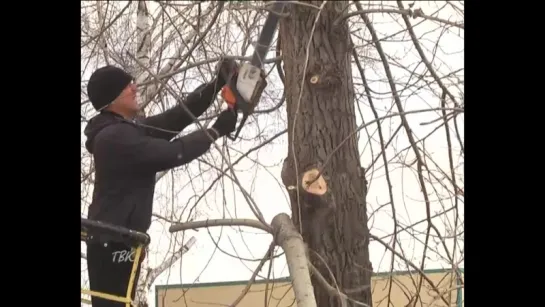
[221,69,250,141]
[225,83,247,141]
[227,114,247,141]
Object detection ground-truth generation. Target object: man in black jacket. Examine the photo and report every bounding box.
[83,59,238,307]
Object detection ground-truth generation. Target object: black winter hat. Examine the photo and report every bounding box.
[87,66,134,111]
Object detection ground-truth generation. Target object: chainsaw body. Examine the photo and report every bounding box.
[222,63,267,114]
[221,63,267,140]
[236,62,267,114]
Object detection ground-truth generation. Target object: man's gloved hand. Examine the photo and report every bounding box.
[215,57,239,87]
[211,109,238,138]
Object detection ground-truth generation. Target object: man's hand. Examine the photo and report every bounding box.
[211,109,238,138]
[215,57,239,87]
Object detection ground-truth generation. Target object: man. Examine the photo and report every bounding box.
[83,59,238,307]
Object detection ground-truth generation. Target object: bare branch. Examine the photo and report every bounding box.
[334,6,463,28]
[169,218,271,234]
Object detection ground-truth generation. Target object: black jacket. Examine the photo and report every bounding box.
[84,80,222,236]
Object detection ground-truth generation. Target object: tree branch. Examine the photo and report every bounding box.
[135,236,197,307]
[229,242,276,307]
[308,262,369,307]
[151,236,196,282]
[271,213,317,307]
[334,6,463,29]
[369,233,451,306]
[169,218,272,234]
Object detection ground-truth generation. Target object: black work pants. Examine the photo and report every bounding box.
[86,241,144,307]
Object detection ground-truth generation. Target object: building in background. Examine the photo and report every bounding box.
[156,268,464,307]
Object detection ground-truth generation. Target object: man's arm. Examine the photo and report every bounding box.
[139,79,224,141]
[95,123,220,174]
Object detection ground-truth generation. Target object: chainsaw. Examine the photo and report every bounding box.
[220,1,287,141]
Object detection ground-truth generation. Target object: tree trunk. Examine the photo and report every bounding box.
[279,2,373,307]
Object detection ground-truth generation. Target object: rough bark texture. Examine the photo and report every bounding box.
[279,2,373,307]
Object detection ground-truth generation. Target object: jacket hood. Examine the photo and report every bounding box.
[84,111,125,153]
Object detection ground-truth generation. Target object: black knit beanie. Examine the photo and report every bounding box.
[87,66,134,111]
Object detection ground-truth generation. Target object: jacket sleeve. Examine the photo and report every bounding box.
[94,123,219,174]
[139,78,225,141]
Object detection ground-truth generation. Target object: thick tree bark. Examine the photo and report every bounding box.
[279,2,373,307]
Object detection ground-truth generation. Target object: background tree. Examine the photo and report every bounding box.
[81,1,464,307]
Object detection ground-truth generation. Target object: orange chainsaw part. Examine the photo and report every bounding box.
[221,85,237,109]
